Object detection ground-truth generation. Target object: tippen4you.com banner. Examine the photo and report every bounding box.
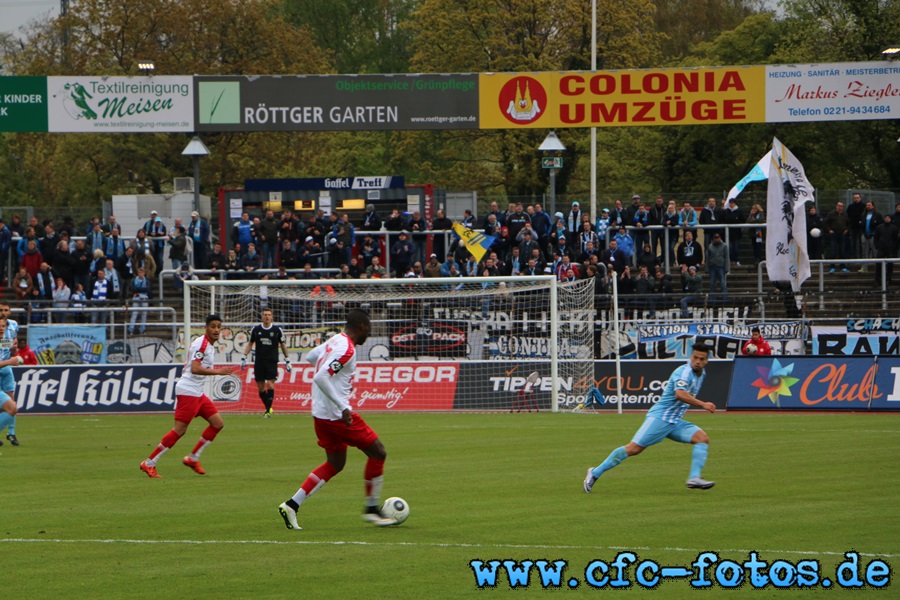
[728,356,900,411]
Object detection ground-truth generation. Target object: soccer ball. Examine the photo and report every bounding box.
[745,343,758,355]
[810,228,822,238]
[380,497,410,525]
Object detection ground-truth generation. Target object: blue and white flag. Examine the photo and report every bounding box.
[766,137,814,300]
[727,150,771,201]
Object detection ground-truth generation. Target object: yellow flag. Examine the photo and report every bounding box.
[452,222,496,262]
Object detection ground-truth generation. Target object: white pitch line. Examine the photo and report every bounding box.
[1,538,896,558]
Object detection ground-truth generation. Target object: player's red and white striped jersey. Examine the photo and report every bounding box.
[176,335,216,396]
[307,332,356,420]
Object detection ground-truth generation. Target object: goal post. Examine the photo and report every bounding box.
[183,276,595,413]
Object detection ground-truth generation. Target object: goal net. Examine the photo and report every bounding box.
[183,276,595,413]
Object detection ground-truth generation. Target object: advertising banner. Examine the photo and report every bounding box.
[479,67,766,128]
[765,62,900,122]
[220,362,459,413]
[727,356,900,410]
[454,360,732,411]
[15,365,180,414]
[0,76,48,132]
[29,325,107,365]
[388,320,468,359]
[810,325,900,355]
[47,76,193,132]
[194,74,479,132]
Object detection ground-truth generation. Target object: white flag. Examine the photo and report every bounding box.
[766,137,814,298]
[727,150,771,202]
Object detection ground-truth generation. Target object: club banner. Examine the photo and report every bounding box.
[29,325,107,365]
[47,76,193,132]
[598,321,804,360]
[727,356,900,410]
[810,326,900,356]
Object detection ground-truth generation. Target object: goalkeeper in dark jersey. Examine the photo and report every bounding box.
[242,308,292,417]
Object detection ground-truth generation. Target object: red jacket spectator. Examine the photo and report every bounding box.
[742,329,772,355]
[16,340,38,365]
[21,241,43,278]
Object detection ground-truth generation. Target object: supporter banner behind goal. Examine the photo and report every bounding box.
[596,321,804,360]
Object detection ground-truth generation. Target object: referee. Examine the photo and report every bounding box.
[242,308,292,417]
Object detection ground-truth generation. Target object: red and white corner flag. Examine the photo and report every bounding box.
[766,137,815,304]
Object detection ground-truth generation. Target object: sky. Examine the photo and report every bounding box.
[2,0,58,35]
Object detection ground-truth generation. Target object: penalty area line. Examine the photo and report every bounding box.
[0,538,897,558]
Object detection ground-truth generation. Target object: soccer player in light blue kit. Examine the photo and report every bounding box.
[0,301,23,446]
[584,343,716,492]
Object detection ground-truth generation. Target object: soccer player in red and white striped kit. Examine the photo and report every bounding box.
[278,308,397,529]
[140,314,234,478]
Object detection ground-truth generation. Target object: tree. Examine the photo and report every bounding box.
[397,0,663,198]
[0,0,334,207]
[282,0,419,74]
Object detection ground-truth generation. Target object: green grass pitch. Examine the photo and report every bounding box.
[1,411,898,598]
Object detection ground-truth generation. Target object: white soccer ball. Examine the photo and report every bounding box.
[380,497,410,525]
[810,228,822,238]
[745,343,758,355]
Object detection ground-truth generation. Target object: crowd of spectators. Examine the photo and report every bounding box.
[2,192,897,326]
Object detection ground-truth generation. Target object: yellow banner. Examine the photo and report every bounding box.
[479,67,766,128]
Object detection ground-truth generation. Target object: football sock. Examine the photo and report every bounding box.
[292,462,340,507]
[591,446,628,479]
[0,411,12,434]
[364,458,385,508]
[690,443,709,479]
[190,425,221,460]
[259,389,269,410]
[6,415,14,435]
[147,429,183,466]
[266,388,275,410]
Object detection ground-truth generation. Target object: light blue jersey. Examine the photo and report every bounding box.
[647,362,705,424]
[0,318,19,395]
[0,318,18,362]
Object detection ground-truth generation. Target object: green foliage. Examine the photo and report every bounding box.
[2,412,898,597]
[282,0,418,74]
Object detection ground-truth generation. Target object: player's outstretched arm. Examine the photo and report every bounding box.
[675,390,716,413]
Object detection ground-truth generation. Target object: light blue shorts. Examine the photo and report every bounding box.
[631,415,700,448]
[0,365,13,401]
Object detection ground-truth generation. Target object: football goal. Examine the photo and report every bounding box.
[184,276,595,412]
